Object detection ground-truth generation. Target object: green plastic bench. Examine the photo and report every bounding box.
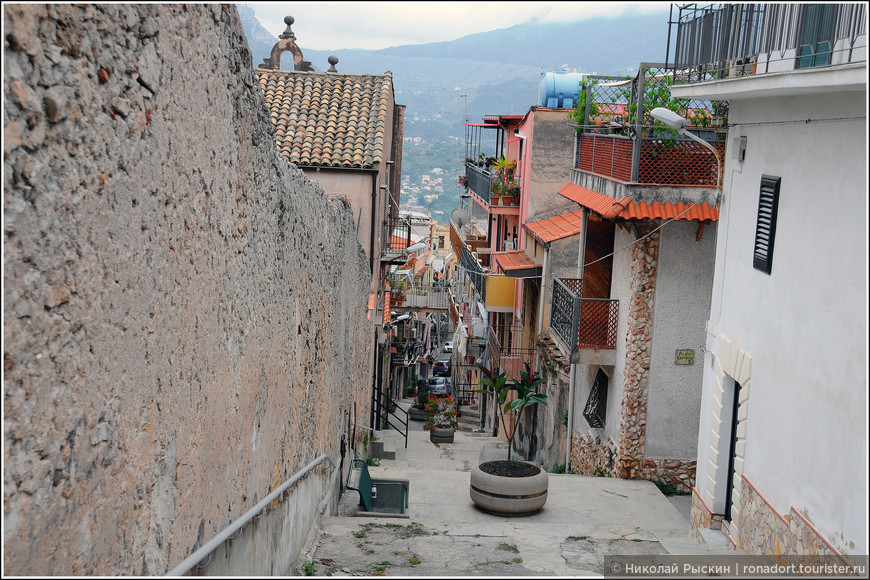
[346,458,407,514]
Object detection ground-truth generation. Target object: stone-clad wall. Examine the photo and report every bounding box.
[3,4,372,575]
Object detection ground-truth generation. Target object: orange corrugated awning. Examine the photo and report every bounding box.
[557,183,718,222]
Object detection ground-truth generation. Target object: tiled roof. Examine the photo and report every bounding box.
[256,69,393,168]
[524,208,586,244]
[493,250,542,278]
[557,183,719,222]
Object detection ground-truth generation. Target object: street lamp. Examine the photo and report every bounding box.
[650,107,722,189]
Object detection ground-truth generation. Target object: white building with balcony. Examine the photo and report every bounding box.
[667,2,867,560]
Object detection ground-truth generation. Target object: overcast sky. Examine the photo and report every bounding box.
[244,2,671,51]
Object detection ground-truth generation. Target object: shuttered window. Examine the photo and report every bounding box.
[753,175,781,275]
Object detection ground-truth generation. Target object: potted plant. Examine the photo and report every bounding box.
[408,380,429,421]
[424,395,458,443]
[470,364,549,515]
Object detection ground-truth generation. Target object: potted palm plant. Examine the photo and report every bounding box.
[471,364,549,515]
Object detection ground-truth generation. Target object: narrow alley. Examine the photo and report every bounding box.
[292,400,734,577]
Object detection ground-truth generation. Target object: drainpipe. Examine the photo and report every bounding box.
[370,175,378,274]
[536,244,550,337]
[565,208,589,473]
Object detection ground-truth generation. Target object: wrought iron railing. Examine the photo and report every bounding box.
[550,278,581,351]
[487,324,534,381]
[669,3,867,82]
[383,215,412,253]
[549,278,619,353]
[582,369,609,428]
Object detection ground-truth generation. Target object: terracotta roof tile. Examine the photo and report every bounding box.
[492,250,542,278]
[256,69,394,169]
[524,208,586,244]
[557,183,718,222]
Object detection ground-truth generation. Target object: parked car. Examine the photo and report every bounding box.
[433,357,451,377]
[443,342,453,353]
[426,377,451,397]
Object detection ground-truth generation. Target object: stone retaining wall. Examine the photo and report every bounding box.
[3,4,372,575]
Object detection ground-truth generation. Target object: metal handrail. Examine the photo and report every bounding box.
[371,389,409,448]
[165,453,336,576]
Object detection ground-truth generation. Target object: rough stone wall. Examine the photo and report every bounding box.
[3,4,372,575]
[614,225,659,480]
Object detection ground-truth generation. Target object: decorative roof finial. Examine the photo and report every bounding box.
[327,56,339,73]
[280,16,295,39]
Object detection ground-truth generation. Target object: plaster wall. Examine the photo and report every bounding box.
[3,4,373,575]
[698,89,866,554]
[309,170,377,266]
[524,109,575,220]
[645,221,715,458]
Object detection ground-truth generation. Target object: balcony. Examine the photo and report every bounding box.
[449,220,488,303]
[669,3,867,82]
[465,162,522,209]
[382,215,412,263]
[390,281,449,311]
[549,278,619,364]
[573,65,726,189]
[578,133,724,187]
[487,324,535,381]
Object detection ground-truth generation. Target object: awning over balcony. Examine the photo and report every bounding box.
[557,183,719,222]
[484,275,515,313]
[493,250,542,279]
[524,207,585,245]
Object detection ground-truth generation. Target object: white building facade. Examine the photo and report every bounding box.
[669,3,867,559]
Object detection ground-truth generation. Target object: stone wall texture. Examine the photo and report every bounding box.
[3,4,373,575]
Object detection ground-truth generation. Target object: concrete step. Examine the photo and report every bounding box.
[368,438,396,461]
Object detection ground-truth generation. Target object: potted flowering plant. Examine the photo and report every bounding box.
[424,395,458,443]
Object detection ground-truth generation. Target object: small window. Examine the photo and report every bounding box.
[583,368,609,428]
[753,175,781,275]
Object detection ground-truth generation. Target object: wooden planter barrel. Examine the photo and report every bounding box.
[470,461,548,515]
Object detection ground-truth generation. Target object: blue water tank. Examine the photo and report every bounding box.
[538,71,588,109]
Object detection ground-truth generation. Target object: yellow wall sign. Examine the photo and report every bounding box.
[675,349,695,365]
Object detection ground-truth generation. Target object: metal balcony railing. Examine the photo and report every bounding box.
[465,164,492,205]
[574,65,727,187]
[465,162,522,208]
[549,278,619,353]
[487,324,534,381]
[390,283,450,311]
[668,3,866,83]
[383,215,412,254]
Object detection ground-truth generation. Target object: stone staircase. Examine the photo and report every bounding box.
[457,402,484,433]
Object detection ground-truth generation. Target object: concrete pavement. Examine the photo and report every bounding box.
[294,401,733,577]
